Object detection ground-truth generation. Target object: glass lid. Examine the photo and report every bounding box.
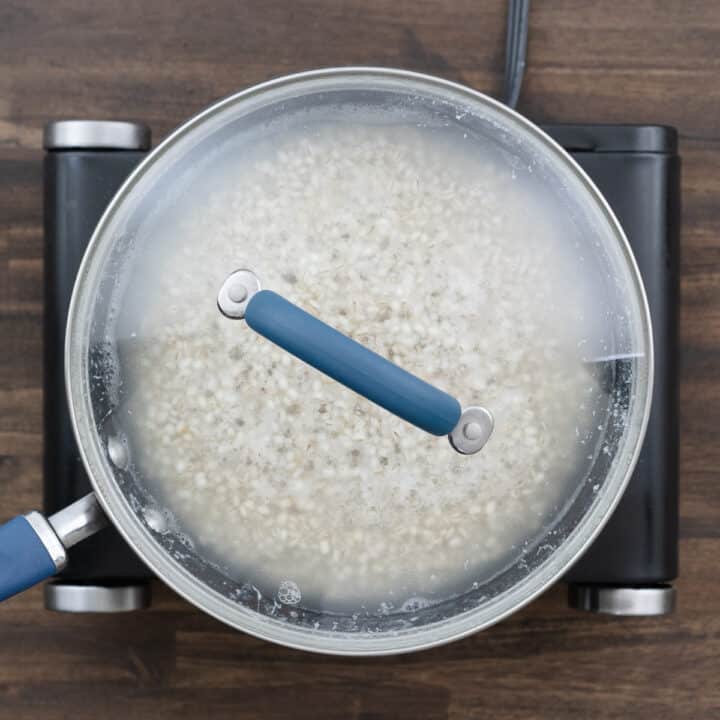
[66,69,652,654]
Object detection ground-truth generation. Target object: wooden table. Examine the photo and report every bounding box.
[1,2,718,718]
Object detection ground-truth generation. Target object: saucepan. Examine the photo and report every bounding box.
[0,68,652,655]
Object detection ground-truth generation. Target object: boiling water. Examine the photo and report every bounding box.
[113,119,608,615]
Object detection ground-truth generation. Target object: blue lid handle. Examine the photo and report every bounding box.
[218,270,493,453]
[247,289,462,436]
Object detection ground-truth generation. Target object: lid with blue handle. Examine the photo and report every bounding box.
[64,69,652,648]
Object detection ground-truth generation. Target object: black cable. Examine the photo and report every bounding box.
[503,0,530,109]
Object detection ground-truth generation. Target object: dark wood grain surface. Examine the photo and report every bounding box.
[1,1,719,718]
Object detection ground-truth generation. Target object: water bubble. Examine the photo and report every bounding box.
[143,507,168,533]
[277,580,301,605]
[401,596,431,612]
[107,435,128,470]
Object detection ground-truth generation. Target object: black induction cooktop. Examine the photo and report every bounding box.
[41,119,679,616]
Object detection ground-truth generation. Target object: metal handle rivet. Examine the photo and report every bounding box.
[449,406,494,455]
[218,269,262,319]
[228,281,249,303]
[463,422,484,441]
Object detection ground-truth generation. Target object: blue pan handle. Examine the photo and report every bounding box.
[0,515,62,601]
[217,270,494,453]
[0,494,107,602]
